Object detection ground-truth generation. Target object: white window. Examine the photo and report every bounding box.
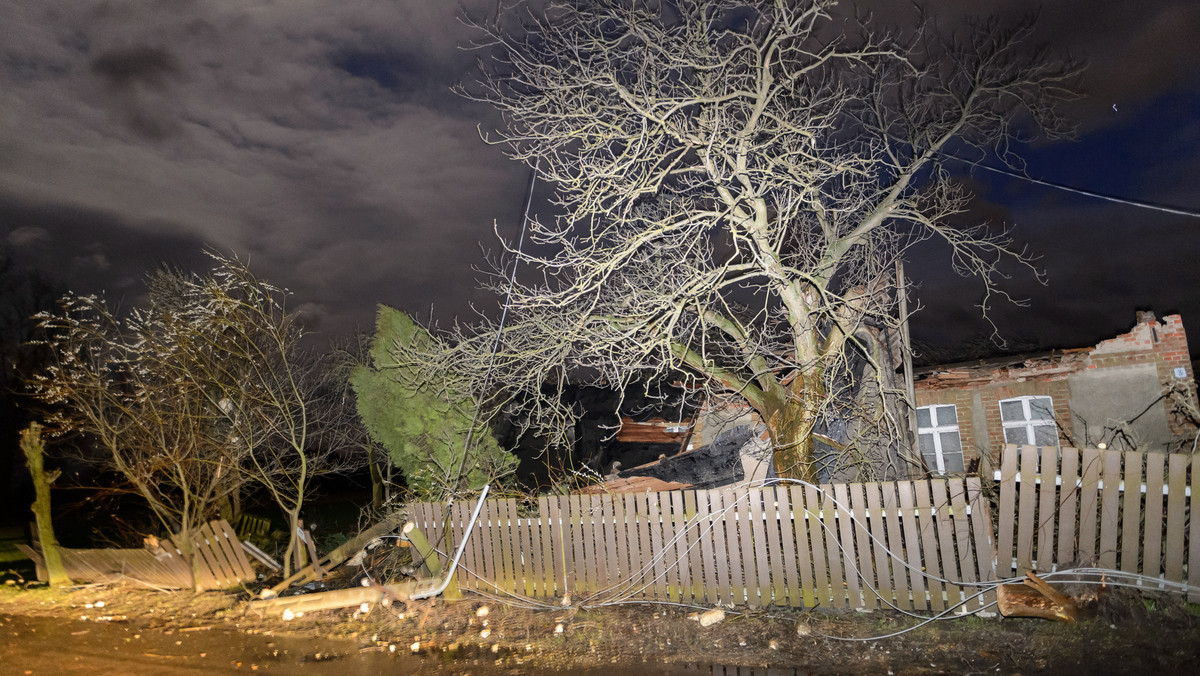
[999,395,1058,447]
[917,404,965,474]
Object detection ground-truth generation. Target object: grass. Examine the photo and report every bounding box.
[0,526,29,566]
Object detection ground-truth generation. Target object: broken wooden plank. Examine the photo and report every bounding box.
[270,511,406,594]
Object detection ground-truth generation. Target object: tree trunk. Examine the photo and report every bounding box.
[763,378,823,483]
[19,423,70,587]
[368,444,384,511]
[282,509,304,579]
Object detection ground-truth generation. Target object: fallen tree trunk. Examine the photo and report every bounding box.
[248,580,420,617]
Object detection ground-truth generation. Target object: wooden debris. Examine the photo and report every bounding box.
[577,476,692,495]
[247,580,421,617]
[241,541,281,572]
[997,571,1078,623]
[269,511,406,595]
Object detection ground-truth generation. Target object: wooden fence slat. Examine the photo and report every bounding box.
[694,491,718,604]
[1142,453,1166,584]
[524,502,542,597]
[606,494,623,594]
[551,497,569,598]
[634,492,654,601]
[818,484,844,608]
[880,484,909,611]
[1098,450,1123,570]
[764,486,786,607]
[948,480,979,611]
[735,488,758,607]
[800,485,827,608]
[506,499,523,594]
[584,495,602,594]
[429,502,447,567]
[865,484,894,609]
[913,480,944,610]
[478,501,497,591]
[996,444,1020,579]
[1015,445,1039,573]
[454,502,474,590]
[200,522,237,586]
[1164,453,1188,584]
[624,494,643,600]
[683,490,704,603]
[967,478,997,607]
[777,486,802,607]
[1078,447,1102,563]
[571,495,590,595]
[849,483,876,609]
[669,491,691,603]
[667,492,686,602]
[189,525,226,590]
[519,504,536,598]
[1056,447,1081,567]
[705,490,730,606]
[647,492,668,601]
[1190,455,1200,603]
[1035,448,1059,572]
[833,483,861,608]
[749,487,771,607]
[896,482,927,611]
[1120,452,1144,574]
[721,487,744,606]
[214,520,255,580]
[931,480,962,608]
[609,494,628,595]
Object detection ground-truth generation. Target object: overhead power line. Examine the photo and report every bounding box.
[956,157,1200,219]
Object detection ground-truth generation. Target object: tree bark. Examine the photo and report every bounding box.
[19,423,70,587]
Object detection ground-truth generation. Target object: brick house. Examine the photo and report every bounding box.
[914,311,1198,476]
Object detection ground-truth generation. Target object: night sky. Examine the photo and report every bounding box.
[2,0,1199,357]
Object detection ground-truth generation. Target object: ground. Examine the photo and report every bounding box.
[1,574,1199,674]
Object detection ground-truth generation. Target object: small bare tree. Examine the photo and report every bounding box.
[31,288,248,555]
[152,256,365,576]
[31,255,364,576]
[423,0,1078,481]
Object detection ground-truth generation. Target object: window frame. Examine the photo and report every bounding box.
[916,404,965,474]
[998,395,1059,448]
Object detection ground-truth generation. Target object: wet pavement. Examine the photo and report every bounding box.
[0,614,791,675]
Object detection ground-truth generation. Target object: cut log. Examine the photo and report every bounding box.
[997,571,1078,623]
[248,580,421,617]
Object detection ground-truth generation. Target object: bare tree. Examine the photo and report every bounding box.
[31,255,363,576]
[159,256,365,576]
[30,289,248,557]
[426,0,1079,481]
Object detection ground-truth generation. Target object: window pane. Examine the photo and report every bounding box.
[940,431,962,455]
[919,432,935,455]
[943,451,966,473]
[1033,423,1058,446]
[1029,397,1054,422]
[936,405,958,426]
[1004,426,1028,445]
[917,407,932,429]
[1001,400,1025,422]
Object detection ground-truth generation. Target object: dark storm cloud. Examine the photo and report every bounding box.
[0,0,1196,354]
[91,45,179,90]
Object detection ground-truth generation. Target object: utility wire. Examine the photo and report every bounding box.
[447,159,539,501]
[957,156,1200,219]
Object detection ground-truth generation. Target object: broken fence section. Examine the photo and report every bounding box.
[404,478,995,612]
[20,519,256,591]
[996,443,1200,602]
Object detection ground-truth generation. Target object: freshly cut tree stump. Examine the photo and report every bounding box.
[997,571,1078,623]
